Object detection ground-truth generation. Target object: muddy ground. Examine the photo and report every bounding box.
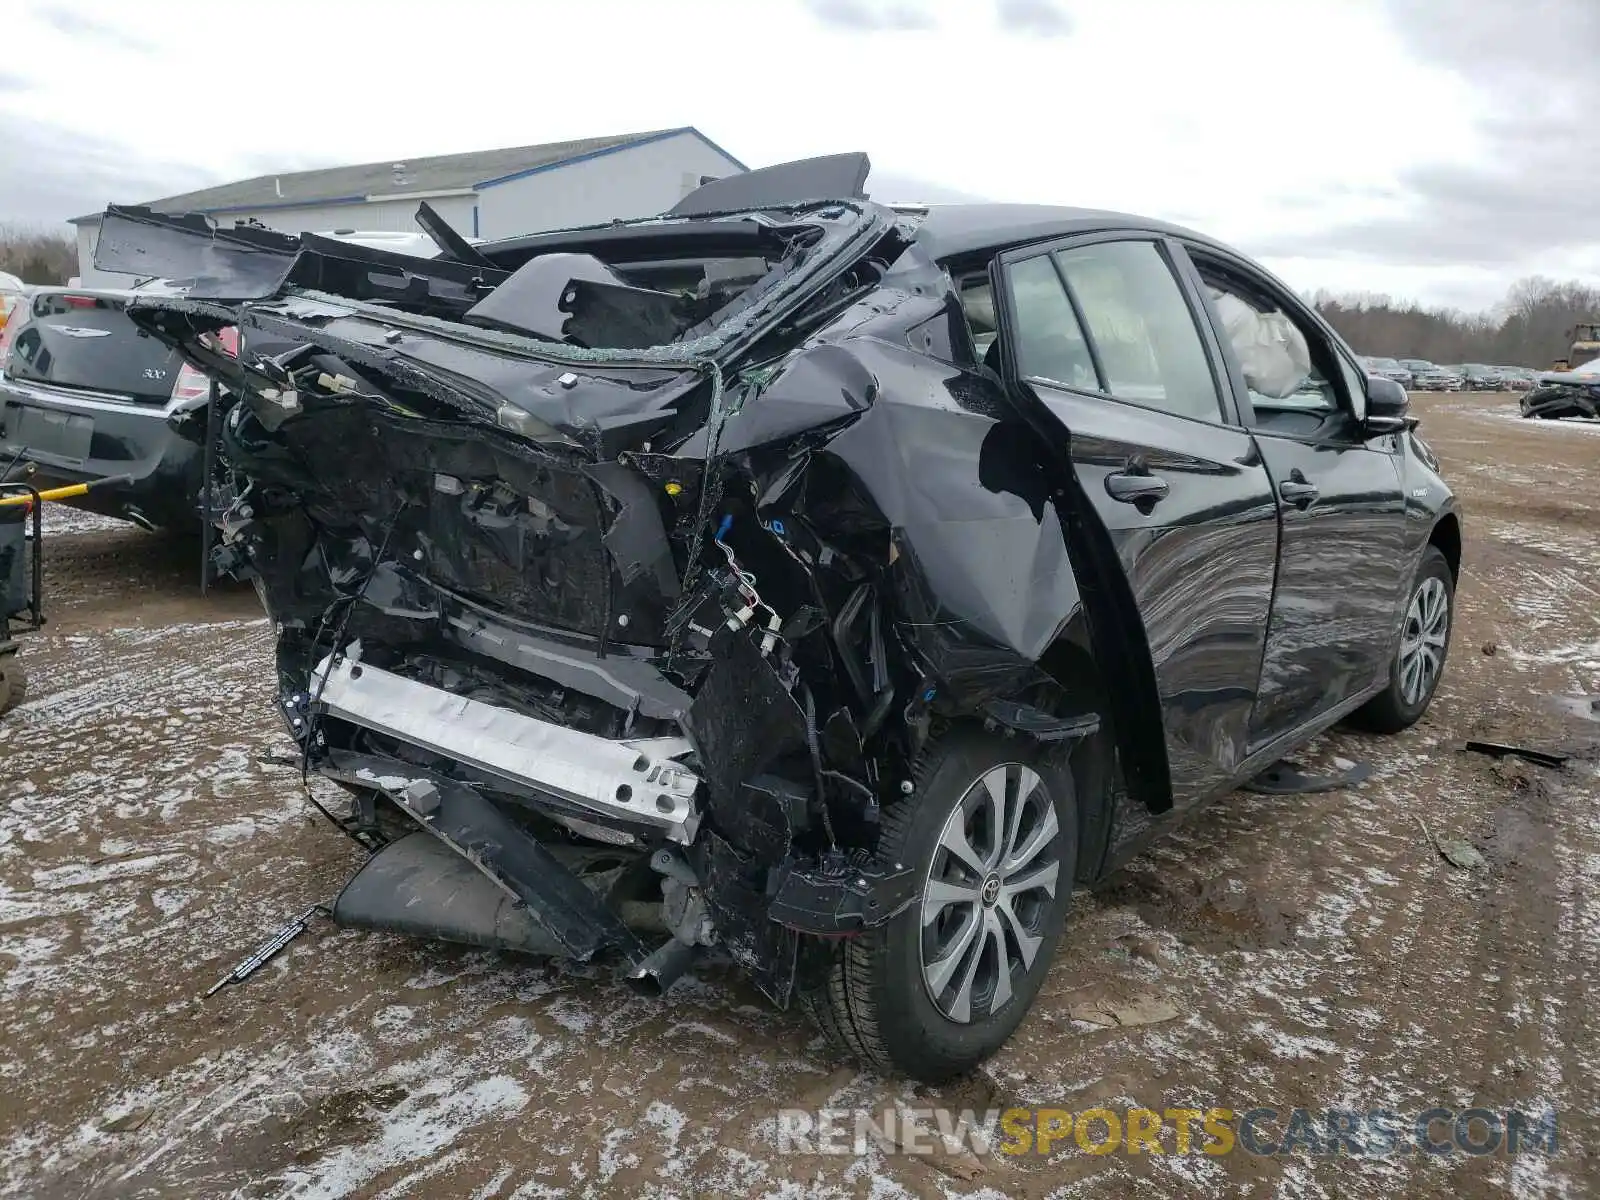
[1,394,1597,1199]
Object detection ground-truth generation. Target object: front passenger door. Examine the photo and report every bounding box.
[1175,248,1409,749]
[991,236,1280,808]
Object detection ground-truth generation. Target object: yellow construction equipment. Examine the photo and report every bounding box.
[1551,322,1600,372]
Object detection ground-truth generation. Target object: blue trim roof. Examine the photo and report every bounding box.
[687,128,749,173]
[475,126,747,189]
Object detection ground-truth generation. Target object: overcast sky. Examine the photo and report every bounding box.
[1,0,1593,310]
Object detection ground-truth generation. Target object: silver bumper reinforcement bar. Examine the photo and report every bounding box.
[311,651,701,844]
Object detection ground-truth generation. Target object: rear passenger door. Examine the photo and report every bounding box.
[990,234,1280,807]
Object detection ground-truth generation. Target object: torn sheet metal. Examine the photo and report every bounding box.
[333,831,567,955]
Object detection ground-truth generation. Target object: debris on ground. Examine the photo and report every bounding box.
[1414,815,1485,870]
[1462,739,1569,769]
[203,904,327,997]
[1243,758,1373,795]
[1066,988,1182,1027]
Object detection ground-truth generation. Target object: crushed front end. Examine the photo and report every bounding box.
[1522,375,1600,420]
[102,175,1098,1008]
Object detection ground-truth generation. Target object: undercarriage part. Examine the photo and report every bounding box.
[1241,758,1374,795]
[326,751,647,963]
[766,852,919,934]
[646,847,717,947]
[313,653,701,844]
[627,936,701,995]
[333,832,568,955]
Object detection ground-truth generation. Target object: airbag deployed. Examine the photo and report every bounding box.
[1211,289,1311,399]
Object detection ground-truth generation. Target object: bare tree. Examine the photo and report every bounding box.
[1315,277,1600,367]
[0,224,77,286]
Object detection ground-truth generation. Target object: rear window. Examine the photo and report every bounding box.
[33,293,123,317]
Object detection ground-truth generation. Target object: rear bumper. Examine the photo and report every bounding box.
[0,375,204,527]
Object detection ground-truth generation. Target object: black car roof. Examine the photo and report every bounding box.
[903,203,1212,261]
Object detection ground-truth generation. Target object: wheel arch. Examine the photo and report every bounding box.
[1429,511,1462,583]
[1017,611,1157,884]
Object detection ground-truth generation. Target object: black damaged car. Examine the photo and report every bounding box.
[101,153,1461,1081]
[1521,361,1600,420]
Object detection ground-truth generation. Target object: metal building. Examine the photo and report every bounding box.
[69,126,746,285]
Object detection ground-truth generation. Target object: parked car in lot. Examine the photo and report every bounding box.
[0,231,457,530]
[101,154,1462,1081]
[1401,360,1460,391]
[1498,366,1537,390]
[0,281,226,529]
[1364,355,1415,389]
[1460,363,1503,390]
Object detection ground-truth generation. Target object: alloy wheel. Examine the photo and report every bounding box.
[1399,576,1449,706]
[920,764,1061,1023]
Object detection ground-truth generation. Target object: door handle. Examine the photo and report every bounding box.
[1279,478,1319,507]
[1105,471,1170,504]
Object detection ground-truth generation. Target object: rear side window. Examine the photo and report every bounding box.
[1008,255,1099,390]
[1054,241,1223,423]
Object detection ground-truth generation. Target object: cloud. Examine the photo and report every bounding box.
[0,71,29,95]
[996,0,1073,37]
[801,0,936,32]
[865,168,992,203]
[1263,0,1599,270]
[0,120,220,225]
[36,5,158,55]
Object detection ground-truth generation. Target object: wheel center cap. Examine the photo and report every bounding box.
[980,873,1002,907]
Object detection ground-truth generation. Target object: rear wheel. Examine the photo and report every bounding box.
[1350,545,1453,733]
[800,729,1077,1081]
[0,656,27,717]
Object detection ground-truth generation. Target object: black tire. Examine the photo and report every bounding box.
[1349,545,1454,734]
[0,656,26,718]
[800,728,1078,1081]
